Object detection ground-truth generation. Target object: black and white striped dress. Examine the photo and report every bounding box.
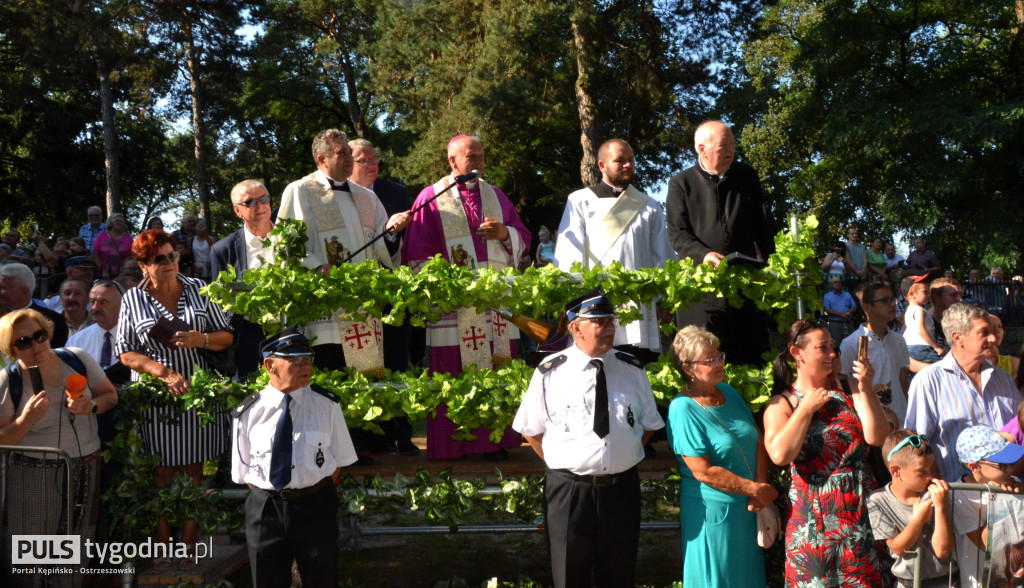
[115,274,233,466]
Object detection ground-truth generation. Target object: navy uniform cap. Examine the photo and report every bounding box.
[565,286,616,322]
[260,326,314,358]
[65,254,96,269]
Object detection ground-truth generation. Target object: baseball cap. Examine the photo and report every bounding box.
[956,425,1024,465]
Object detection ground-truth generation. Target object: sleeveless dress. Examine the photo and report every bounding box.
[784,380,888,586]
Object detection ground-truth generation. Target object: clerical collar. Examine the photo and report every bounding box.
[593,181,627,199]
[698,158,730,180]
[315,170,348,192]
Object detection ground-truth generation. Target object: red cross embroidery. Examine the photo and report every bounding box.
[374,321,383,348]
[344,323,372,350]
[492,313,507,337]
[462,326,488,351]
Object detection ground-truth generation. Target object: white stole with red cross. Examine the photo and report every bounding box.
[432,175,517,367]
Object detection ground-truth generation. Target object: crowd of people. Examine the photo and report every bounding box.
[1,120,1023,587]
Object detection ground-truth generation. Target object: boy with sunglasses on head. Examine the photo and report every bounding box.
[953,425,1024,587]
[868,429,954,588]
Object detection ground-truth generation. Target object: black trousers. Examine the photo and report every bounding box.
[675,295,771,366]
[543,467,641,588]
[245,481,338,588]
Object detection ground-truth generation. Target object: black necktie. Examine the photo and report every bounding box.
[589,359,609,438]
[269,395,293,491]
[328,179,349,192]
[100,331,112,368]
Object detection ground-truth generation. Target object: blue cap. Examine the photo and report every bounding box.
[956,425,1024,465]
[260,327,314,358]
[65,254,96,268]
[565,286,616,322]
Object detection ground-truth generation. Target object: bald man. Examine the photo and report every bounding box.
[401,134,531,460]
[666,120,777,365]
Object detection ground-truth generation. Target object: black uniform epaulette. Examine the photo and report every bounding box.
[537,354,568,374]
[615,351,645,370]
[231,391,262,419]
[309,384,341,403]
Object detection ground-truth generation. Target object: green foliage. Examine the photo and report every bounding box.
[740,0,1024,272]
[205,215,820,339]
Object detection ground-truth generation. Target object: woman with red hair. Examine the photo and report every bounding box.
[115,229,234,570]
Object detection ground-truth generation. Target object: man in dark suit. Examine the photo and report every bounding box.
[0,262,68,347]
[348,138,420,456]
[666,120,777,366]
[211,179,274,378]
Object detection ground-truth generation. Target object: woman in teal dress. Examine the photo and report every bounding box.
[666,326,778,587]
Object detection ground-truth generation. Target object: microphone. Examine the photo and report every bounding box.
[64,374,88,423]
[454,170,479,184]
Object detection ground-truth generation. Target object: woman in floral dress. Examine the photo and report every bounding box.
[763,318,891,586]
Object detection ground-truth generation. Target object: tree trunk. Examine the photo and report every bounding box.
[570,5,601,188]
[184,12,211,222]
[326,12,368,138]
[95,51,121,216]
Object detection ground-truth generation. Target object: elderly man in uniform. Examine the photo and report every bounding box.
[402,134,531,460]
[513,287,664,588]
[553,139,675,364]
[278,129,408,374]
[666,120,776,365]
[231,328,357,588]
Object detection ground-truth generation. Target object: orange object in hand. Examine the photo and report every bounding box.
[64,374,88,399]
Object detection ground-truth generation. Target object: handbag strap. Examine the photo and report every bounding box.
[692,396,754,479]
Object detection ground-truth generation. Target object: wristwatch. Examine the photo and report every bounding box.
[90,400,98,414]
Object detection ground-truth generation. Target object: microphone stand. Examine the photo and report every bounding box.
[340,172,475,265]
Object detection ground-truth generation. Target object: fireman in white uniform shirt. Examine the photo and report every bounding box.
[513,287,664,588]
[231,328,357,588]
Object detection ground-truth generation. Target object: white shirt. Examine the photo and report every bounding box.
[513,344,664,476]
[67,323,116,367]
[553,186,676,350]
[840,324,910,422]
[231,384,357,490]
[242,224,273,270]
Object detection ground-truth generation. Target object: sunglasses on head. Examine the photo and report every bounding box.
[795,317,828,339]
[887,433,928,462]
[13,329,48,351]
[149,251,181,266]
[236,194,271,208]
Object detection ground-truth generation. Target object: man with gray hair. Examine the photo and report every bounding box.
[666,120,777,365]
[904,302,1020,481]
[279,129,405,381]
[0,262,69,346]
[211,179,275,377]
[78,205,106,251]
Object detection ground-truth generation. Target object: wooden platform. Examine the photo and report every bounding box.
[135,543,248,586]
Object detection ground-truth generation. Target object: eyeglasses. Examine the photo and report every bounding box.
[273,354,312,365]
[795,317,828,339]
[866,297,896,306]
[236,194,271,208]
[353,158,379,166]
[582,316,616,326]
[886,434,928,462]
[688,352,726,367]
[149,251,181,266]
[13,329,49,351]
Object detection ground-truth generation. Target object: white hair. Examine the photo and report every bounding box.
[0,262,36,292]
